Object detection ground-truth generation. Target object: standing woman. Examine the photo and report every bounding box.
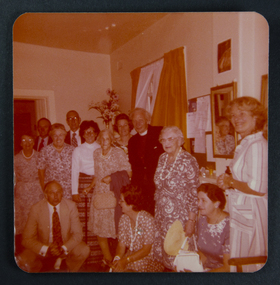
[14,134,43,249]
[113,113,133,155]
[87,129,132,265]
[217,96,268,272]
[71,121,101,265]
[37,124,74,199]
[153,126,200,270]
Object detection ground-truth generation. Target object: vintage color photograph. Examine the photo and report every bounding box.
[13,12,268,273]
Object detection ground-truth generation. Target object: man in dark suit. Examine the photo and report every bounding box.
[16,180,90,272]
[128,108,164,215]
[65,110,83,147]
[34,118,52,151]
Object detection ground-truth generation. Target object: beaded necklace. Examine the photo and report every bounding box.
[129,211,143,251]
[159,147,182,180]
[101,147,112,159]
[22,149,35,160]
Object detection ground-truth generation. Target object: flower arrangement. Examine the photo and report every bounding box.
[89,88,120,127]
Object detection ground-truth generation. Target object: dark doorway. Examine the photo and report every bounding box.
[14,100,37,154]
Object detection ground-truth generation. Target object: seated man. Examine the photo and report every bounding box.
[16,180,90,272]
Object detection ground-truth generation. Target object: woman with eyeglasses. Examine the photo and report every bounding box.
[153,126,200,270]
[14,134,44,254]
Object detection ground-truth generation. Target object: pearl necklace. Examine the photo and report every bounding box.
[159,147,182,180]
[129,211,142,251]
[101,147,112,159]
[22,149,34,159]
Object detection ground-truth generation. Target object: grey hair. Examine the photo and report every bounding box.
[159,126,185,146]
[49,123,67,136]
[129,108,151,124]
[96,129,115,144]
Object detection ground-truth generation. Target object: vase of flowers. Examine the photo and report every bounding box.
[89,88,120,128]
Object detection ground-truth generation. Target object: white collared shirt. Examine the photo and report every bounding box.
[39,201,68,256]
[70,130,81,146]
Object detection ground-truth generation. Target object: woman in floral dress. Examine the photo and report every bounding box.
[37,123,74,199]
[112,184,164,272]
[87,129,132,265]
[153,126,200,270]
[14,134,44,235]
[196,183,230,272]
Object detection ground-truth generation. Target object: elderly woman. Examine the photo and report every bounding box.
[215,116,235,155]
[217,96,267,272]
[112,184,164,272]
[153,126,200,270]
[196,183,230,272]
[87,129,132,266]
[113,113,133,155]
[37,123,74,199]
[14,134,43,250]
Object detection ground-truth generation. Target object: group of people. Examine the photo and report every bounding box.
[14,95,268,273]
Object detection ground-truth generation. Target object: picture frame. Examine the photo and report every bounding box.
[210,82,237,158]
[217,39,231,73]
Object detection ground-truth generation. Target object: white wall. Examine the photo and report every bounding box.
[13,42,112,129]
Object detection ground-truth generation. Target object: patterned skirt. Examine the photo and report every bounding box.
[77,173,103,266]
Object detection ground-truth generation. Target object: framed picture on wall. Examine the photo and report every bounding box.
[217,39,231,73]
[210,82,237,158]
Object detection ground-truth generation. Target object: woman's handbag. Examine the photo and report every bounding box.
[93,191,117,209]
[173,237,204,272]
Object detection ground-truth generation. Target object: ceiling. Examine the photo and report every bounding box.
[13,13,168,54]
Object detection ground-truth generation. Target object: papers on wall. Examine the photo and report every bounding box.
[196,96,212,132]
[187,95,212,155]
[194,130,206,153]
[206,134,215,162]
[186,112,197,138]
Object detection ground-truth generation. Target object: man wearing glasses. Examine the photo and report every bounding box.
[65,110,83,147]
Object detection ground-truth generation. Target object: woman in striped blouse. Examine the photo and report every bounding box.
[217,96,267,272]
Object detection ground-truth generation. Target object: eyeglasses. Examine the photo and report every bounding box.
[159,137,177,144]
[67,116,79,122]
[84,131,95,136]
[21,139,33,143]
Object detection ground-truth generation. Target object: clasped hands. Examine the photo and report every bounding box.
[46,243,66,258]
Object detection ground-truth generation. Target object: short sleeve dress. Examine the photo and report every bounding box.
[197,215,230,270]
[88,147,131,238]
[14,151,44,234]
[118,211,164,272]
[37,143,74,199]
[153,149,200,269]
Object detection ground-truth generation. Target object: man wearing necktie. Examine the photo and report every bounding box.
[65,110,83,147]
[16,181,90,272]
[34,118,53,151]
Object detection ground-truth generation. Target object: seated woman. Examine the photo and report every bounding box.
[112,184,164,272]
[196,183,230,272]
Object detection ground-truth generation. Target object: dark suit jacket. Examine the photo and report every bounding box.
[65,131,84,145]
[34,136,52,151]
[128,125,164,190]
[22,198,83,255]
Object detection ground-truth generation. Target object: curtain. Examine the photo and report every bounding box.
[151,47,190,151]
[130,67,141,110]
[134,59,164,115]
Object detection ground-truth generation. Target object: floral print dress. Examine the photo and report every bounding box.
[197,215,230,270]
[118,211,164,272]
[37,143,74,199]
[88,147,131,238]
[153,150,200,269]
[14,151,44,234]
